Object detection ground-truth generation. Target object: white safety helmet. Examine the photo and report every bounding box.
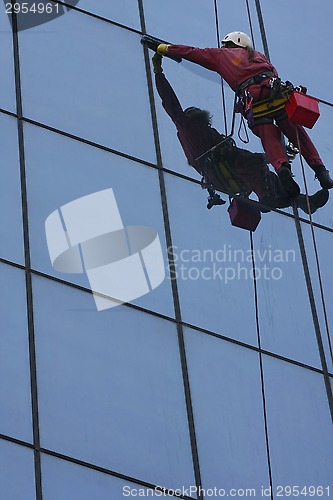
[222,31,252,48]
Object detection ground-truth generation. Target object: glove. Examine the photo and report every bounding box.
[157,43,170,55]
[152,53,163,74]
[141,36,181,62]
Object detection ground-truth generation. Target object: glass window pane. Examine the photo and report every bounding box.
[184,328,270,491]
[33,276,195,491]
[77,0,141,30]
[143,0,217,47]
[0,263,32,443]
[25,124,174,318]
[261,1,333,94]
[165,173,258,346]
[0,114,24,264]
[18,12,156,163]
[41,454,172,499]
[0,7,16,112]
[302,223,333,372]
[0,439,35,500]
[253,211,322,368]
[263,356,333,487]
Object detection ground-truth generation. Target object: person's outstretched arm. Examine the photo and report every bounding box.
[152,53,183,124]
[157,44,221,73]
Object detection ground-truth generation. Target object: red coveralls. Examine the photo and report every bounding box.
[166,45,323,172]
[155,71,284,199]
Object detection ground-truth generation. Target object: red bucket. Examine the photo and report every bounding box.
[285,91,320,129]
[228,198,261,232]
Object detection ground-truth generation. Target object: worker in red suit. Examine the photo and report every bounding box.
[152,53,328,214]
[152,32,333,198]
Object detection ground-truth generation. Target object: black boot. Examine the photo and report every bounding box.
[313,165,333,189]
[277,163,301,198]
[297,189,329,215]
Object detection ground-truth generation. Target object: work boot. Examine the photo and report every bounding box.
[277,163,301,198]
[313,165,333,189]
[297,189,329,215]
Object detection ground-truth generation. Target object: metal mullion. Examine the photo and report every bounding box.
[0,433,35,449]
[0,114,322,234]
[26,266,333,378]
[137,0,204,497]
[293,206,333,421]
[0,433,194,500]
[1,252,332,380]
[40,448,196,500]
[10,4,43,498]
[18,117,333,234]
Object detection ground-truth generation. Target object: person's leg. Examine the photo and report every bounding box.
[258,171,294,208]
[225,148,268,198]
[297,189,329,214]
[251,123,300,197]
[277,118,333,188]
[277,118,321,168]
[251,123,289,171]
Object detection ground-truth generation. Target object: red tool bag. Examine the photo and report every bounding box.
[285,91,320,129]
[228,198,261,232]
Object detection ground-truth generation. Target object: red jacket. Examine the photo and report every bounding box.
[154,72,276,198]
[155,72,222,171]
[167,45,278,100]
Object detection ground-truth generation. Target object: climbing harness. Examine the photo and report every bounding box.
[236,75,295,128]
[236,75,319,130]
[237,70,275,93]
[195,91,253,208]
[251,87,291,119]
[196,134,252,209]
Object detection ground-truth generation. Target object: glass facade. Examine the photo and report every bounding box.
[1,1,332,499]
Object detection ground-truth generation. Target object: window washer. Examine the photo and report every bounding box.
[152,52,328,214]
[151,33,333,198]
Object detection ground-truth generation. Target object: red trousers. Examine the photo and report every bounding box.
[251,118,323,172]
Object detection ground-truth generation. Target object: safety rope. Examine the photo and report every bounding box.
[213,0,258,138]
[254,0,270,61]
[237,114,250,143]
[250,231,274,495]
[295,128,333,365]
[245,0,256,49]
[213,0,228,135]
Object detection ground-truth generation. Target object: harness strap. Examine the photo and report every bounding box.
[214,159,247,194]
[237,71,275,93]
[252,89,291,119]
[199,144,251,197]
